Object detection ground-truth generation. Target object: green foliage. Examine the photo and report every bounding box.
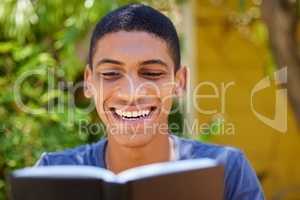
[0,1,183,199]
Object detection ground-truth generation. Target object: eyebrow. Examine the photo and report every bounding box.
[140,59,168,68]
[95,58,168,69]
[95,58,124,67]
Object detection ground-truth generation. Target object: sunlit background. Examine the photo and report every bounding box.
[1,0,300,199]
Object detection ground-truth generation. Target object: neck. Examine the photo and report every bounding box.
[106,132,170,174]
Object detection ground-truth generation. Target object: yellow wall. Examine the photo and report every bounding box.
[193,1,300,199]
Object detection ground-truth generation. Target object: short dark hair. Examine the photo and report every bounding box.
[88,3,181,71]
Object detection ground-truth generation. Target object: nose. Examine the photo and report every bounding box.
[115,74,157,105]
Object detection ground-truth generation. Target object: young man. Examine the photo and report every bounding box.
[36,4,264,200]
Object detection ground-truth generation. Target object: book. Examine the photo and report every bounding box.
[9,158,224,200]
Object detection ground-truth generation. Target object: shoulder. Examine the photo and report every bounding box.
[174,135,244,178]
[174,135,243,164]
[174,135,264,200]
[35,138,107,167]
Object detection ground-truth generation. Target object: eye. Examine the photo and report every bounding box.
[140,71,165,79]
[99,71,122,80]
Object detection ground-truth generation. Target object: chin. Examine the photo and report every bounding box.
[110,131,156,148]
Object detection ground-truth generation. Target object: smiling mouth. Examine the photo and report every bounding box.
[110,107,157,121]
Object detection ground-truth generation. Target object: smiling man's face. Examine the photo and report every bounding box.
[85,31,186,147]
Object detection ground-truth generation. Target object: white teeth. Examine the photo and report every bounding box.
[126,112,132,117]
[138,111,143,116]
[116,110,122,116]
[114,109,152,119]
[132,111,138,117]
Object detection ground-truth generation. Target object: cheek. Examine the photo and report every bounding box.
[159,84,176,115]
[93,83,114,117]
[93,81,114,100]
[149,75,174,97]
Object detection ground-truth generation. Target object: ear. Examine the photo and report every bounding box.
[84,65,94,98]
[175,66,187,97]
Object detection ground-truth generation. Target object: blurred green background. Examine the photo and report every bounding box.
[1,0,300,200]
[0,1,186,199]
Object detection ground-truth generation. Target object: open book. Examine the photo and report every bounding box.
[9,158,224,200]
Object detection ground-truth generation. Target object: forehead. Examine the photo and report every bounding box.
[92,31,173,66]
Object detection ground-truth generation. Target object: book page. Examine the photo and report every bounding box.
[117,158,218,182]
[13,166,118,183]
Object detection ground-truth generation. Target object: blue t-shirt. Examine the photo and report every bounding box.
[36,135,264,200]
